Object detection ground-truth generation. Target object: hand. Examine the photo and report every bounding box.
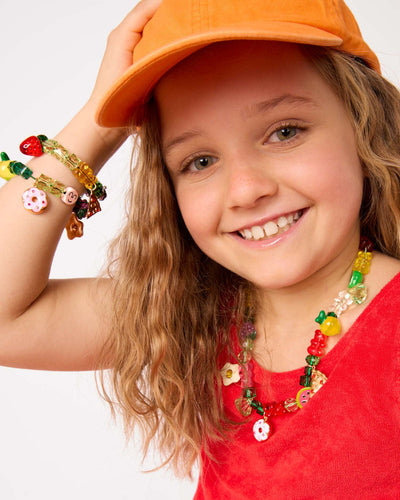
[89,0,163,108]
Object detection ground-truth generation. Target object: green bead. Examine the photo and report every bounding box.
[306,355,320,366]
[299,375,311,387]
[9,161,33,179]
[0,152,10,161]
[304,366,313,376]
[243,388,255,399]
[349,270,363,288]
[327,311,337,318]
[92,182,104,199]
[250,399,263,414]
[74,208,86,219]
[315,310,327,324]
[248,330,256,341]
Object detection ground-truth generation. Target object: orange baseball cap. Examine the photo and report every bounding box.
[96,0,380,127]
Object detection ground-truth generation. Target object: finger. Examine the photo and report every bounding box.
[106,0,163,63]
[118,0,163,36]
[90,0,162,103]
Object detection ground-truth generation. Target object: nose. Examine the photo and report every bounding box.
[225,156,278,209]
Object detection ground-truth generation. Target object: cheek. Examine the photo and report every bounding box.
[175,184,221,244]
[298,134,363,210]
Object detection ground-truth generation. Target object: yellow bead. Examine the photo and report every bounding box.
[353,251,372,275]
[320,316,341,336]
[0,160,16,181]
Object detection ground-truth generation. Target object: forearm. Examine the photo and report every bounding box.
[0,103,127,321]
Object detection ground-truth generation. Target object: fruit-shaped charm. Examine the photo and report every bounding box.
[0,152,15,181]
[320,315,341,336]
[19,135,47,157]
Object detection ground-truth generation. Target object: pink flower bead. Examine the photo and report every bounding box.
[22,187,47,214]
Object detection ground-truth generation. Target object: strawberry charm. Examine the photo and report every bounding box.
[19,135,48,157]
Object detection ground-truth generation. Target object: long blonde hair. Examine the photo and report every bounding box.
[98,46,400,476]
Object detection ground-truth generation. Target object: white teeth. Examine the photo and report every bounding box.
[264,221,279,236]
[243,229,252,239]
[238,209,303,241]
[250,225,264,240]
[277,216,288,228]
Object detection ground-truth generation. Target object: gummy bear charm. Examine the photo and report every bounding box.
[331,290,353,316]
[353,250,372,275]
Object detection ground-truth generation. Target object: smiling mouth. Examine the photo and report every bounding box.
[237,210,304,241]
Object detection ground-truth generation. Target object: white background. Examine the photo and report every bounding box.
[0,1,399,499]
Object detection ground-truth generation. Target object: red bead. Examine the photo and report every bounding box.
[359,236,374,252]
[307,346,324,356]
[314,329,325,341]
[264,402,278,417]
[274,401,287,416]
[19,136,44,157]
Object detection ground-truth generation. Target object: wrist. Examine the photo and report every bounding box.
[54,101,129,175]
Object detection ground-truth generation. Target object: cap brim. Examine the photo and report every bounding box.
[96,23,342,127]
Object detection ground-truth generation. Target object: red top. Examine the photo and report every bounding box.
[194,272,400,499]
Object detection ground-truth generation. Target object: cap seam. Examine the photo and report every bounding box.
[330,0,344,40]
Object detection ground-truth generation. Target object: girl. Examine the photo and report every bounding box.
[1,0,399,498]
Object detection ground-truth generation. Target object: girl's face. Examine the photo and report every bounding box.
[156,42,364,290]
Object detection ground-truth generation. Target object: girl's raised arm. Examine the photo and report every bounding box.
[0,0,162,371]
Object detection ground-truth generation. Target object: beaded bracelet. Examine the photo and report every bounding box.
[19,135,107,200]
[1,153,87,239]
[7,160,79,208]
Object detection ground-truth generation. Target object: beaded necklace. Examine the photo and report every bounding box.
[220,237,373,442]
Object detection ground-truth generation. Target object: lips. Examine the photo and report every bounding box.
[238,210,303,241]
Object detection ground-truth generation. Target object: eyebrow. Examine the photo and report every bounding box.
[163,129,203,157]
[162,94,316,156]
[241,94,317,119]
